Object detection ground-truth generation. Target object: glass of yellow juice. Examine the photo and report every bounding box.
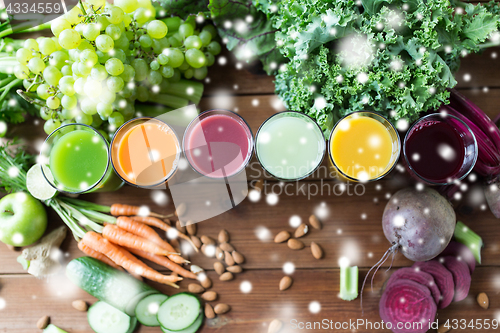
[328,111,400,182]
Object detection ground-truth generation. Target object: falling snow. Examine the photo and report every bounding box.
[289,215,302,228]
[240,281,252,293]
[266,193,279,205]
[255,226,272,242]
[309,301,321,314]
[283,262,295,274]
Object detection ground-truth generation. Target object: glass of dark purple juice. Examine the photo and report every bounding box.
[403,113,478,185]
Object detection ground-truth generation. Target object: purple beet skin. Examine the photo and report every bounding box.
[386,267,441,305]
[413,260,455,309]
[439,241,476,274]
[440,256,472,302]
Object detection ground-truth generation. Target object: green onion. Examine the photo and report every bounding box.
[340,266,358,301]
[454,221,483,264]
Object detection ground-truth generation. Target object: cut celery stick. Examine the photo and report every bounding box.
[43,324,69,333]
[340,266,358,301]
[16,254,29,270]
[454,221,483,264]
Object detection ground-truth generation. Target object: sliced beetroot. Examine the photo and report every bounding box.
[439,241,476,274]
[386,267,441,305]
[440,256,471,302]
[413,261,454,309]
[379,279,437,333]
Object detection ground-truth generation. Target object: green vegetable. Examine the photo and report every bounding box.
[157,293,201,331]
[22,226,67,277]
[161,313,204,333]
[16,254,29,270]
[454,221,483,264]
[43,324,68,333]
[135,294,168,326]
[88,301,136,333]
[66,257,159,317]
[340,265,358,301]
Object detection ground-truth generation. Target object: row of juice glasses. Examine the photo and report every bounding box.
[39,109,478,194]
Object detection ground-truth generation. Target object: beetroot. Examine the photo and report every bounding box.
[379,279,437,333]
[413,261,454,309]
[386,267,441,305]
[439,241,476,274]
[440,256,472,302]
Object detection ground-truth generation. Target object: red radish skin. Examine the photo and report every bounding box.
[386,267,441,305]
[413,261,455,309]
[382,188,456,261]
[439,241,476,274]
[379,279,437,333]
[440,256,472,302]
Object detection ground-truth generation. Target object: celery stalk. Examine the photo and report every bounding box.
[454,221,483,264]
[161,79,204,104]
[148,93,189,109]
[340,266,358,301]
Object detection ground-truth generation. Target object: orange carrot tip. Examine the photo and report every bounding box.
[111,204,172,219]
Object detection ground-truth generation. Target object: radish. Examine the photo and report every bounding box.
[385,267,441,305]
[440,256,471,302]
[439,241,475,274]
[413,261,454,309]
[379,279,437,333]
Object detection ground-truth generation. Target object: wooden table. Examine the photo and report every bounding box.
[1,42,500,333]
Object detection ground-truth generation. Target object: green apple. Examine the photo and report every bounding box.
[0,192,47,246]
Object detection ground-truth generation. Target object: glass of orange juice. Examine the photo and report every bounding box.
[328,111,400,182]
[111,117,181,187]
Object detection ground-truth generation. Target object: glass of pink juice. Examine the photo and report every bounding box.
[183,110,254,178]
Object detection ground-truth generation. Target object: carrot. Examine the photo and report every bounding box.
[110,204,173,219]
[78,241,124,271]
[102,224,176,257]
[130,216,199,253]
[115,217,188,264]
[81,232,181,287]
[125,246,198,280]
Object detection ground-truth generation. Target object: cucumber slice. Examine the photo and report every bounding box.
[43,324,69,333]
[88,301,132,333]
[135,294,168,327]
[126,317,137,333]
[157,293,201,331]
[161,313,203,333]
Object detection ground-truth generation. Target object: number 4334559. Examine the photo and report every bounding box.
[443,319,499,330]
[5,2,63,14]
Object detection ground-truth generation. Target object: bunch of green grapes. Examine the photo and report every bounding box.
[13,0,221,137]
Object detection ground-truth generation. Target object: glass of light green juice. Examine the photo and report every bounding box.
[255,111,326,181]
[40,124,123,194]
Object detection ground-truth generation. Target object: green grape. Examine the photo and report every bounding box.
[193,66,208,80]
[136,86,149,102]
[97,102,113,118]
[49,51,69,69]
[184,35,202,49]
[44,119,61,135]
[37,84,51,100]
[158,54,169,65]
[59,76,76,96]
[164,17,181,31]
[14,64,29,79]
[199,30,212,46]
[100,89,116,104]
[47,96,61,109]
[61,65,73,76]
[121,103,135,120]
[185,48,206,68]
[147,20,168,39]
[77,40,94,51]
[95,35,114,53]
[163,48,184,68]
[114,0,138,13]
[28,57,45,74]
[39,107,51,120]
[204,52,215,66]
[91,64,108,81]
[202,25,217,38]
[96,16,111,31]
[151,39,162,54]
[74,23,85,35]
[207,41,221,55]
[107,76,124,93]
[183,68,193,79]
[168,36,182,47]
[122,14,132,27]
[16,48,33,64]
[74,77,87,95]
[134,8,149,25]
[178,60,190,71]
[139,35,152,48]
[105,58,124,76]
[179,23,194,38]
[71,62,81,76]
[83,23,100,41]
[114,34,129,50]
[125,31,134,41]
[97,50,110,63]
[148,70,162,85]
[133,41,140,49]
[24,39,39,51]
[137,0,153,8]
[106,24,122,40]
[108,112,125,128]
[81,98,98,115]
[110,49,127,63]
[78,62,92,76]
[120,86,133,98]
[61,95,78,110]
[65,6,84,25]
[68,49,80,61]
[59,29,82,50]
[170,69,181,82]
[160,65,174,78]
[43,66,62,86]
[120,64,136,82]
[61,107,78,120]
[92,114,103,128]
[131,58,148,81]
[84,78,103,98]
[106,6,124,25]
[150,60,160,71]
[53,37,62,50]
[75,113,93,125]
[80,49,98,67]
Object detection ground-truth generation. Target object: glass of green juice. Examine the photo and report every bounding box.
[39,124,123,194]
[255,111,326,181]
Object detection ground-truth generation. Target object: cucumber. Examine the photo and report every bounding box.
[43,324,69,333]
[66,257,158,316]
[135,294,168,326]
[127,317,138,333]
[161,313,203,333]
[157,293,201,331]
[88,301,134,333]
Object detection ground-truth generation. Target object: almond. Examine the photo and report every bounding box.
[287,238,304,250]
[215,247,224,260]
[200,275,212,289]
[268,319,283,333]
[279,276,293,291]
[274,231,291,243]
[225,251,235,266]
[214,262,225,275]
[309,214,322,230]
[219,272,234,281]
[36,315,50,330]
[188,283,205,294]
[205,303,215,319]
[175,203,186,217]
[176,220,186,234]
[186,223,197,236]
[201,244,216,257]
[227,265,242,273]
[311,242,323,259]
[201,235,216,245]
[477,292,489,309]
[232,251,245,264]
[201,291,218,302]
[190,235,202,249]
[294,224,308,238]
[218,229,229,243]
[214,303,231,315]
[72,300,88,312]
[219,242,235,252]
